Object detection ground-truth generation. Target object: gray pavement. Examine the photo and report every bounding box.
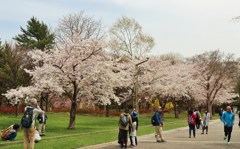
[79,118,240,149]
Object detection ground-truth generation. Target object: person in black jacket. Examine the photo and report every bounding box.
[37,114,48,136]
[238,111,240,127]
[129,111,138,146]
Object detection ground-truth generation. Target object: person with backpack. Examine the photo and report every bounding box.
[222,106,235,145]
[201,110,210,134]
[152,106,165,143]
[1,124,20,141]
[129,111,138,147]
[194,109,201,129]
[37,113,48,136]
[188,110,196,138]
[118,107,132,149]
[22,98,45,149]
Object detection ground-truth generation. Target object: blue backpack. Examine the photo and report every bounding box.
[21,107,33,128]
[151,113,157,126]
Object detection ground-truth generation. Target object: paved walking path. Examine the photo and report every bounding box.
[79,118,240,149]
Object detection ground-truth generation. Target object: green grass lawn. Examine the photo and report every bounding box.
[0,112,189,149]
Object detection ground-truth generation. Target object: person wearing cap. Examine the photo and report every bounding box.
[129,110,138,146]
[23,98,44,149]
[153,106,165,143]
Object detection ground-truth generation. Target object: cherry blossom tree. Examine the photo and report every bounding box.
[191,50,238,117]
[139,57,197,117]
[4,37,123,129]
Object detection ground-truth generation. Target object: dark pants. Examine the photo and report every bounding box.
[5,132,17,141]
[224,126,232,142]
[196,118,200,129]
[189,124,195,137]
[202,125,208,133]
[119,129,128,148]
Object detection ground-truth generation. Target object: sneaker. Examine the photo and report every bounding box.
[227,142,231,145]
[201,132,204,134]
[161,140,166,143]
[157,140,161,143]
[224,136,227,140]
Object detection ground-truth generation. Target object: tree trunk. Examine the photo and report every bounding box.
[159,97,168,118]
[106,105,110,117]
[208,104,213,120]
[173,99,179,118]
[68,81,78,129]
[15,103,19,117]
[45,93,49,112]
[40,94,44,110]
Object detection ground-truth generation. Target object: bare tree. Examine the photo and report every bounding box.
[109,16,155,60]
[56,11,105,44]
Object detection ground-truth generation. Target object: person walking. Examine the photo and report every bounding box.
[201,110,210,134]
[221,106,235,145]
[22,98,45,149]
[194,109,201,129]
[188,110,196,138]
[129,111,138,146]
[130,116,137,147]
[152,106,165,143]
[37,113,48,136]
[118,107,132,149]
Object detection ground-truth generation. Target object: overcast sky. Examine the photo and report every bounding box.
[0,0,240,57]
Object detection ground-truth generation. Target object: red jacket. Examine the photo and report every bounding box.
[191,114,197,126]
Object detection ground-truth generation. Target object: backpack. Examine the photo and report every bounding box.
[188,115,194,124]
[21,107,34,128]
[196,112,200,119]
[0,126,12,140]
[120,114,129,127]
[151,113,157,126]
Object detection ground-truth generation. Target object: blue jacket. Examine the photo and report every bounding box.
[154,112,163,125]
[221,111,235,127]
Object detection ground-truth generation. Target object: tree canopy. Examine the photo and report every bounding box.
[14,17,55,50]
[109,16,155,60]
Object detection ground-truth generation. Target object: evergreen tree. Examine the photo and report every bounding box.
[14,17,55,50]
[0,43,31,106]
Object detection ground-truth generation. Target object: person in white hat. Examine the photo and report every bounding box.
[22,98,44,149]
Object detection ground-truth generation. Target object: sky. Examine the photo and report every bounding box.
[0,0,240,58]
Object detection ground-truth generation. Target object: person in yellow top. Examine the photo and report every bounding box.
[198,110,203,129]
[118,107,133,149]
[194,109,202,129]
